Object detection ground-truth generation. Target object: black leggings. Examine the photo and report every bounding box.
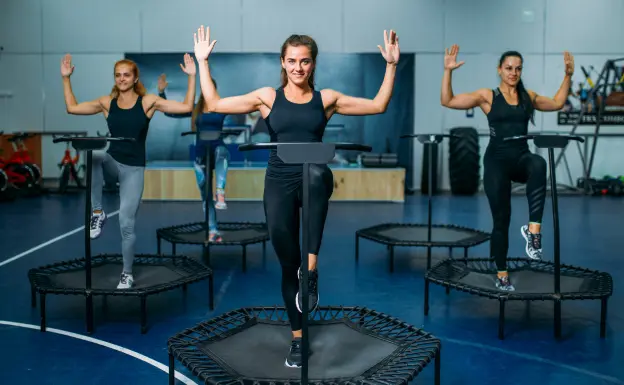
[483,148,547,271]
[263,164,334,331]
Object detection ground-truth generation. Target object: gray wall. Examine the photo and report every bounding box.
[1,0,623,189]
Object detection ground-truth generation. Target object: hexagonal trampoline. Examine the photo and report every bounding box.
[167,306,441,384]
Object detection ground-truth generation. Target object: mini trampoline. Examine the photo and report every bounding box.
[167,306,441,385]
[156,131,269,271]
[356,134,490,272]
[28,135,213,334]
[424,134,614,339]
[168,142,442,385]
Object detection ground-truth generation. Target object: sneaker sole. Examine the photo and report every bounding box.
[295,292,319,314]
[520,226,541,260]
[284,359,301,368]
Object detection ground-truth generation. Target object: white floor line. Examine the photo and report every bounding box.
[0,210,120,268]
[0,320,198,385]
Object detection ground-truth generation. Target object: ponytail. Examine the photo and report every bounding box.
[516,79,535,125]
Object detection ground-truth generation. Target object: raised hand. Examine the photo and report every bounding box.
[61,54,74,77]
[180,53,196,76]
[157,73,168,93]
[444,44,465,71]
[564,51,574,76]
[194,25,217,61]
[378,30,400,64]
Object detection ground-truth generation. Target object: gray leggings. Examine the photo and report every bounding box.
[91,151,145,273]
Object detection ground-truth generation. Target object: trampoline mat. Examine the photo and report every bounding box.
[377,226,478,243]
[49,263,185,290]
[175,227,267,243]
[459,268,593,293]
[198,322,399,380]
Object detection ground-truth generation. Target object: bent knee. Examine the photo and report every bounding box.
[309,164,333,196]
[529,155,547,175]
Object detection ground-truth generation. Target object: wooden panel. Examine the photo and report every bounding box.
[143,167,405,202]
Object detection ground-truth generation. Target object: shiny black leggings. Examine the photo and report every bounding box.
[263,164,334,331]
[484,147,547,271]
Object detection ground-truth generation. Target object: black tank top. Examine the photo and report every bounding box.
[263,88,328,180]
[106,96,150,167]
[486,88,530,153]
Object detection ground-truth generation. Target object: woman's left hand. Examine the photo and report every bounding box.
[378,29,400,65]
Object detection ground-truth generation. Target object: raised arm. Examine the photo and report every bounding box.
[322,30,399,117]
[157,74,193,118]
[149,54,196,115]
[193,25,270,115]
[61,54,108,115]
[440,45,490,110]
[528,51,574,112]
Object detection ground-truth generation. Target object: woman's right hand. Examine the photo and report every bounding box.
[444,44,465,71]
[193,25,217,61]
[61,54,74,77]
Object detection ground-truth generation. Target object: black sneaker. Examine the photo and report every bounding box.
[296,268,319,313]
[495,275,515,291]
[521,225,542,260]
[285,338,302,368]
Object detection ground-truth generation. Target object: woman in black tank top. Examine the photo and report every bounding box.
[193,25,400,368]
[440,45,574,291]
[61,53,198,290]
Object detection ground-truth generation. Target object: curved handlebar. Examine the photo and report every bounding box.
[238,142,372,152]
[400,133,458,139]
[52,136,135,144]
[503,134,584,143]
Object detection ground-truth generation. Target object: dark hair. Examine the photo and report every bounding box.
[499,51,534,124]
[280,34,318,89]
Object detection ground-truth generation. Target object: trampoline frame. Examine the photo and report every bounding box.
[167,305,441,385]
[27,136,214,334]
[28,253,214,334]
[156,130,269,272]
[423,134,613,339]
[356,134,490,272]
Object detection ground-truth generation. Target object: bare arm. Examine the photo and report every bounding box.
[62,76,107,115]
[197,59,268,114]
[324,63,397,116]
[440,69,489,110]
[157,91,193,118]
[529,52,575,112]
[151,54,197,114]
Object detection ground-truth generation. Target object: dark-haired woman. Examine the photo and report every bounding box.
[440,44,574,291]
[193,25,400,368]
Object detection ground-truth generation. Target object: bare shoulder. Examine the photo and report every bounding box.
[98,95,113,110]
[319,88,340,106]
[255,86,276,101]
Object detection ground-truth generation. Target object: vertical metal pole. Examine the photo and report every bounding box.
[301,162,310,384]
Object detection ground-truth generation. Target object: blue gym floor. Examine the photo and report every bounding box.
[0,192,622,384]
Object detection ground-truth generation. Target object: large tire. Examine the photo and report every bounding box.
[448,126,480,195]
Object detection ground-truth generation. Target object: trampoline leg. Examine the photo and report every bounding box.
[600,298,607,338]
[498,299,505,340]
[168,353,175,385]
[434,345,441,385]
[172,243,176,256]
[355,234,359,263]
[209,273,214,310]
[242,245,247,273]
[140,296,147,334]
[426,246,432,270]
[157,236,161,255]
[554,300,562,339]
[40,293,46,332]
[424,279,430,316]
[262,240,266,260]
[448,246,452,259]
[31,284,36,308]
[445,286,450,295]
[86,292,94,334]
[388,245,394,273]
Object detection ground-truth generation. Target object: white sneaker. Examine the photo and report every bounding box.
[90,211,106,239]
[117,272,134,289]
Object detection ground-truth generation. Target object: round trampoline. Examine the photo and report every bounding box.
[424,134,614,339]
[28,135,214,334]
[156,131,269,272]
[167,306,441,385]
[168,142,442,385]
[356,134,490,272]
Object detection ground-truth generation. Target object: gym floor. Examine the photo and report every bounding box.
[0,192,622,385]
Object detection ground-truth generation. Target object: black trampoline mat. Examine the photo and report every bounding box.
[377,226,478,243]
[459,268,592,293]
[49,263,185,290]
[198,322,399,380]
[176,228,267,243]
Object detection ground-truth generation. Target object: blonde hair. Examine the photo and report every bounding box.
[110,59,147,98]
